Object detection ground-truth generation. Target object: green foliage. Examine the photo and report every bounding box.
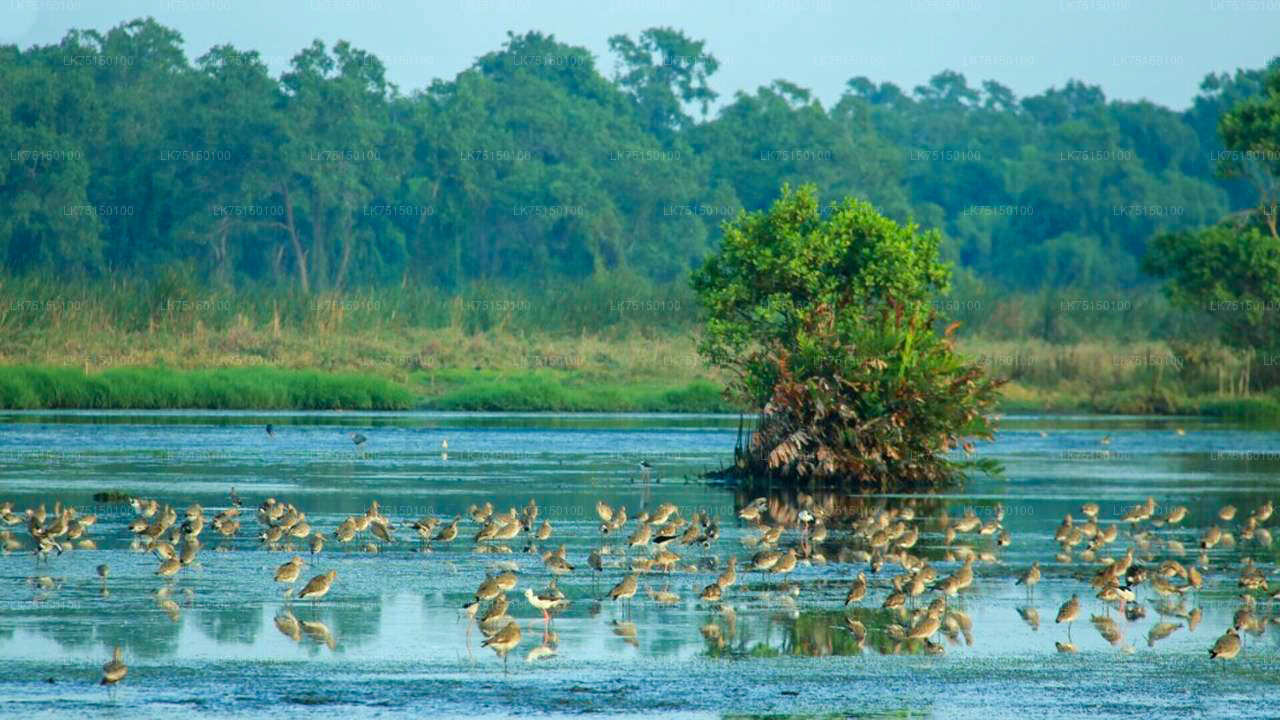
[607,27,719,135]
[0,276,1266,414]
[0,366,413,409]
[1186,58,1280,208]
[1216,66,1280,238]
[694,185,948,405]
[693,186,1002,488]
[1144,66,1280,388]
[1200,393,1280,421]
[421,369,729,412]
[0,18,1269,299]
[1144,223,1280,354]
[844,73,1235,290]
[0,271,701,338]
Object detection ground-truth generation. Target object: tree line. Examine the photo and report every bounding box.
[1,18,1276,298]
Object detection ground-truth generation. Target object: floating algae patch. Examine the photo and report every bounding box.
[91,490,132,503]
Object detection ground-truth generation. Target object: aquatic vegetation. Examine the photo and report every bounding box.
[1200,394,1280,421]
[91,491,133,503]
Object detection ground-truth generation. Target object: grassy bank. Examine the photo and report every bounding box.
[0,319,729,412]
[0,366,413,410]
[997,383,1280,420]
[2,359,1276,418]
[966,338,1280,419]
[0,365,730,412]
[416,369,731,412]
[2,279,1276,416]
[0,281,731,410]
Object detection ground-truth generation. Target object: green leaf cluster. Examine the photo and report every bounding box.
[693,185,1001,488]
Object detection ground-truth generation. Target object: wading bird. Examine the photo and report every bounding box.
[1210,628,1241,660]
[609,574,638,616]
[481,620,521,672]
[100,646,127,687]
[298,570,337,606]
[1057,594,1080,641]
[1016,561,1041,598]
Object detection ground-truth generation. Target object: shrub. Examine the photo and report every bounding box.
[692,185,1002,488]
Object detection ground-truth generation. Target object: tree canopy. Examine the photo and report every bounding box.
[0,18,1272,299]
[1144,66,1280,386]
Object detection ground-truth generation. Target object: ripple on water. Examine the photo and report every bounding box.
[2,412,1280,718]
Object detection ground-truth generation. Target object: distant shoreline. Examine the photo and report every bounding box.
[1,364,1277,420]
[0,365,730,413]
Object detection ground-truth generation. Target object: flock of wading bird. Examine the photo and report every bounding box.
[1017,496,1275,661]
[2,485,1276,683]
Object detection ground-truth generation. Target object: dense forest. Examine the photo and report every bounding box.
[1,19,1276,326]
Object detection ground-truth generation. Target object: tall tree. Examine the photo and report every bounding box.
[608,27,719,138]
[1217,67,1280,239]
[278,40,405,292]
[0,39,102,273]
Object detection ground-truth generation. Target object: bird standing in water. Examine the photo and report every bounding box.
[635,460,655,509]
[350,432,367,457]
[1056,594,1080,642]
[610,574,638,617]
[481,620,521,673]
[274,556,304,586]
[298,570,337,608]
[100,646,127,687]
[265,424,275,438]
[1210,628,1241,660]
[1016,562,1040,599]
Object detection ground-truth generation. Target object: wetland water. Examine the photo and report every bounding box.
[2,411,1280,718]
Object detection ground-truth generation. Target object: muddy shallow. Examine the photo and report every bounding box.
[2,411,1280,719]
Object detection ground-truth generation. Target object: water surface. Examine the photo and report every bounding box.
[2,411,1280,718]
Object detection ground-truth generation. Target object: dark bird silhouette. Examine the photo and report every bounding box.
[265,423,275,438]
[636,460,658,483]
[350,432,369,458]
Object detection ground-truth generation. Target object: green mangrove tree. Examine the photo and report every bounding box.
[693,185,1002,489]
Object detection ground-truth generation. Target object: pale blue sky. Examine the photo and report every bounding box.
[3,0,1276,110]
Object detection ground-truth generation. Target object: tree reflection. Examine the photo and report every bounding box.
[702,607,941,658]
[325,595,384,650]
[194,602,264,645]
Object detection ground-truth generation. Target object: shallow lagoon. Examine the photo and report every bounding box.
[2,411,1280,718]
